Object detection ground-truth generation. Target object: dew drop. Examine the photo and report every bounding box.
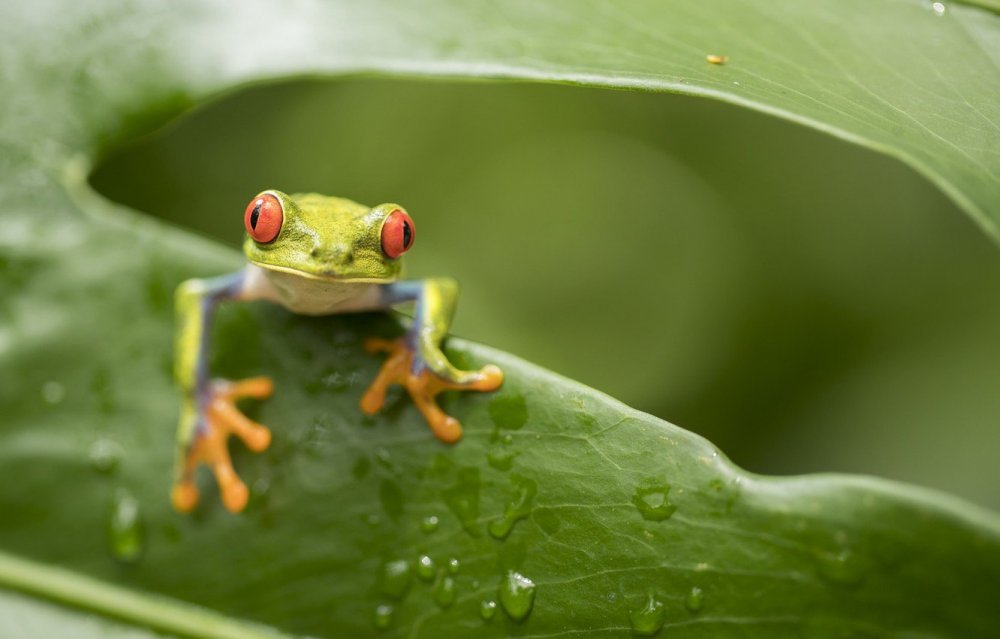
[480,599,498,621]
[632,480,676,522]
[251,476,271,500]
[374,447,393,469]
[488,394,528,430]
[443,467,482,536]
[432,573,457,609]
[89,438,123,474]
[378,479,404,520]
[320,369,360,393]
[498,570,536,622]
[417,555,436,581]
[488,475,537,540]
[41,381,65,405]
[351,456,371,480]
[576,411,597,430]
[108,488,143,562]
[815,548,867,586]
[428,453,454,477]
[421,515,440,534]
[629,594,665,636]
[447,558,461,574]
[930,1,946,15]
[91,369,115,413]
[374,603,393,630]
[379,559,412,600]
[486,446,517,471]
[685,586,704,612]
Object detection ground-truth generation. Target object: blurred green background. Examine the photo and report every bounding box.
[90,79,1000,511]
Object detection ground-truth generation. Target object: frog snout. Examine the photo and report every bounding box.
[310,244,354,265]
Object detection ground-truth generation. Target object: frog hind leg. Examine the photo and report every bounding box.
[172,269,275,514]
[360,279,503,442]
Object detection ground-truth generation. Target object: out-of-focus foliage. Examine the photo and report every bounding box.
[95,80,1000,511]
[2,0,1000,637]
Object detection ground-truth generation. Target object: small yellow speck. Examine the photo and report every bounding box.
[706,54,728,65]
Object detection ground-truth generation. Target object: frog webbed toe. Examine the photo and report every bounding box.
[172,377,273,513]
[360,336,503,443]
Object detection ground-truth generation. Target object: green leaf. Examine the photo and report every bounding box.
[0,553,282,639]
[2,1,1000,638]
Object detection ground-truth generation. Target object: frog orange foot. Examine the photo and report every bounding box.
[171,377,273,514]
[360,337,503,443]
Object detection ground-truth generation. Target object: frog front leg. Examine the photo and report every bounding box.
[172,268,273,513]
[360,279,503,442]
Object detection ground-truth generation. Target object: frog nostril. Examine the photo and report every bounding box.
[310,245,353,263]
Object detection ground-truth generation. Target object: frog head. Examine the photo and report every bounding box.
[241,190,414,281]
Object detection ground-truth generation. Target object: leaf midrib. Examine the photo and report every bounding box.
[0,550,286,639]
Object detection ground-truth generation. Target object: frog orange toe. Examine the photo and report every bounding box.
[171,376,273,514]
[171,479,199,513]
[361,337,504,443]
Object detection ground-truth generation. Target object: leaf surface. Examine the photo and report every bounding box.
[1,1,999,638]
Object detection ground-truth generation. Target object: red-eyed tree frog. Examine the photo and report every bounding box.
[172,191,504,513]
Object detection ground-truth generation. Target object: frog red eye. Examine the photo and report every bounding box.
[381,209,415,259]
[244,193,283,243]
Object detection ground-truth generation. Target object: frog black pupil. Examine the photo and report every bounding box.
[402,220,412,248]
[250,202,262,230]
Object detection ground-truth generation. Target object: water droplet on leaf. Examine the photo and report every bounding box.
[685,586,704,612]
[498,570,536,622]
[576,411,597,430]
[632,480,676,521]
[433,573,457,609]
[443,467,481,536]
[375,447,395,471]
[374,603,393,629]
[930,1,946,15]
[630,594,665,636]
[815,548,867,586]
[90,368,115,413]
[41,381,65,405]
[488,475,537,540]
[488,394,528,430]
[421,515,440,534]
[108,488,143,562]
[351,456,371,480]
[417,555,436,581]
[378,479,404,520]
[486,446,517,471]
[89,438,123,474]
[447,558,461,574]
[379,559,412,600]
[251,476,271,500]
[480,599,498,621]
